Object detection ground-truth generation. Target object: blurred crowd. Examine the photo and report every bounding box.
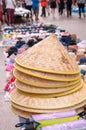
[0,0,86,31]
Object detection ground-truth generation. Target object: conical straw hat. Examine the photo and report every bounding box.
[14,63,80,82]
[11,105,84,119]
[11,99,86,115]
[15,80,82,94]
[15,34,79,74]
[10,34,86,117]
[10,83,86,110]
[13,69,82,89]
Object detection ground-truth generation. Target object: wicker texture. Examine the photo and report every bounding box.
[13,69,81,88]
[10,83,86,110]
[11,105,83,119]
[14,63,80,81]
[10,34,86,117]
[15,34,79,74]
[11,99,86,115]
[15,80,82,94]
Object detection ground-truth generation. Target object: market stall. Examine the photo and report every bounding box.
[2,23,86,130]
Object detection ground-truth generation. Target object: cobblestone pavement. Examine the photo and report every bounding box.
[0,11,86,130]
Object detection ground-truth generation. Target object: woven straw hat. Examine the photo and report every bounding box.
[14,63,80,82]
[13,69,81,88]
[11,100,86,114]
[15,34,79,74]
[11,103,84,119]
[10,82,86,110]
[10,34,86,117]
[15,80,82,94]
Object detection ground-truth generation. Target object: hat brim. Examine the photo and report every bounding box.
[10,82,86,110]
[14,63,81,82]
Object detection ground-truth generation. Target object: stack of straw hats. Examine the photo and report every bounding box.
[10,34,86,118]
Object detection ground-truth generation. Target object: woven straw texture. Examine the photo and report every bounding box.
[13,69,82,88]
[11,100,86,116]
[15,80,82,94]
[15,34,79,74]
[14,63,80,81]
[10,34,86,117]
[10,83,86,110]
[11,105,82,119]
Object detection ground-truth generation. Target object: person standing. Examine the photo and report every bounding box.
[66,0,72,17]
[32,0,39,22]
[40,0,47,17]
[5,0,16,25]
[58,0,65,15]
[77,0,85,18]
[2,0,7,24]
[50,0,57,18]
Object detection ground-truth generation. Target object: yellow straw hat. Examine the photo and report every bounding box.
[10,83,86,110]
[15,34,80,74]
[14,63,80,82]
[11,103,84,119]
[15,80,82,94]
[10,34,86,117]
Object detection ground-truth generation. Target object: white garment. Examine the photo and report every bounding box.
[5,0,16,9]
[25,0,32,6]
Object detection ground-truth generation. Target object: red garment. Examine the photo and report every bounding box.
[7,8,15,25]
[4,76,15,91]
[41,0,47,7]
[0,11,2,19]
[0,4,3,20]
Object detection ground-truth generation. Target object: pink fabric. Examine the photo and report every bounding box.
[18,47,28,54]
[32,110,76,121]
[6,64,14,71]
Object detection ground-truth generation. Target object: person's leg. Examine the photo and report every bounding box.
[81,4,85,17]
[51,8,55,17]
[43,7,46,17]
[60,6,63,15]
[41,7,43,16]
[69,4,72,16]
[11,9,15,25]
[0,11,3,30]
[35,7,39,21]
[66,5,69,17]
[78,4,81,18]
[7,9,11,25]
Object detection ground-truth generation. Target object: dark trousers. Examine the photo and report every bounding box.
[78,3,85,17]
[66,4,72,17]
[41,7,46,16]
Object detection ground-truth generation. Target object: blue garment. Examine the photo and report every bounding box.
[32,0,39,8]
[79,57,86,64]
[80,69,86,75]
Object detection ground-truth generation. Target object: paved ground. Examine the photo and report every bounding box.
[0,10,86,130]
